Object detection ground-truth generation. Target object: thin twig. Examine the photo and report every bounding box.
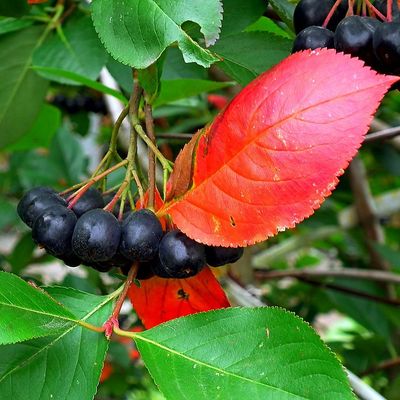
[157,133,193,140]
[365,125,400,143]
[348,157,391,275]
[361,357,400,377]
[144,102,156,209]
[254,267,400,285]
[103,262,139,338]
[298,277,400,306]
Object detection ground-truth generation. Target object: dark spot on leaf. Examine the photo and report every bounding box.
[229,216,236,227]
[177,288,189,300]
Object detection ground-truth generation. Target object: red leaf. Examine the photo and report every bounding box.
[166,130,202,201]
[159,49,398,246]
[128,267,230,329]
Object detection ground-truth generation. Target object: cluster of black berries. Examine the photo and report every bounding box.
[17,187,244,279]
[51,94,107,115]
[292,0,400,76]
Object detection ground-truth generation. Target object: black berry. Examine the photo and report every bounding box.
[335,16,381,66]
[158,230,206,278]
[72,209,121,263]
[292,26,334,52]
[119,209,163,262]
[293,0,347,34]
[61,252,81,268]
[205,246,244,267]
[32,205,77,256]
[17,187,67,227]
[71,187,104,217]
[373,22,400,74]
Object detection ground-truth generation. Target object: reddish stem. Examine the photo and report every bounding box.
[348,0,354,16]
[67,160,127,208]
[103,180,128,213]
[365,0,387,20]
[323,0,343,27]
[103,262,138,339]
[387,0,393,21]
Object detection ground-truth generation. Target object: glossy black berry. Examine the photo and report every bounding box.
[17,187,67,227]
[335,16,381,66]
[72,209,121,263]
[158,230,206,278]
[292,26,334,52]
[205,246,244,267]
[293,0,347,34]
[71,187,104,217]
[119,209,163,262]
[32,205,77,256]
[60,252,81,268]
[373,22,400,74]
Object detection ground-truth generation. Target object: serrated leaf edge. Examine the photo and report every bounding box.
[0,290,114,384]
[90,0,219,69]
[136,306,355,399]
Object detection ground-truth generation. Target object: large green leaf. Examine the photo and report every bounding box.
[220,0,267,37]
[48,125,88,185]
[0,0,29,17]
[212,31,292,85]
[268,0,295,30]
[136,307,355,400]
[91,0,222,68]
[155,79,234,107]
[31,66,128,103]
[0,17,33,35]
[6,104,61,151]
[32,16,108,85]
[0,287,114,400]
[0,272,77,345]
[0,26,49,149]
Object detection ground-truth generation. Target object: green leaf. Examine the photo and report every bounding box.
[31,66,128,103]
[0,0,29,17]
[220,0,267,37]
[0,287,114,400]
[0,197,18,230]
[136,307,355,400]
[245,16,293,39]
[48,125,88,185]
[0,272,78,345]
[6,104,61,151]
[91,0,222,69]
[162,48,207,80]
[155,79,234,107]
[138,56,165,105]
[6,233,36,274]
[32,15,108,85]
[268,0,295,30]
[0,26,49,149]
[0,18,33,35]
[212,31,292,85]
[326,280,392,339]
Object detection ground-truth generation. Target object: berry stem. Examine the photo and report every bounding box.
[144,101,156,209]
[322,0,343,28]
[387,0,393,21]
[103,262,139,339]
[131,169,145,207]
[67,160,128,207]
[134,123,173,173]
[104,180,128,212]
[364,0,387,20]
